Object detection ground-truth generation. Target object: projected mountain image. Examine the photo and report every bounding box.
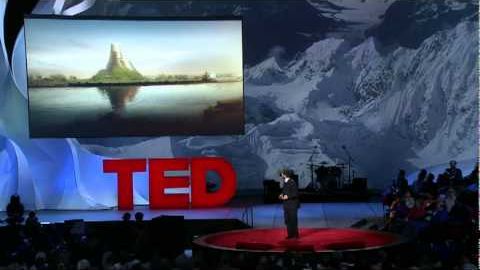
[25,18,244,137]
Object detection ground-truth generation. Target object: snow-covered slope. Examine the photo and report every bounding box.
[245,57,289,85]
[247,38,346,112]
[350,21,478,168]
[77,0,477,190]
[172,17,477,189]
[307,0,395,27]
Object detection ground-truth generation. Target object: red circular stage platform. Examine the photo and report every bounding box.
[194,228,404,253]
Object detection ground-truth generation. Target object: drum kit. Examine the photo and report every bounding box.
[303,145,356,191]
[305,161,352,191]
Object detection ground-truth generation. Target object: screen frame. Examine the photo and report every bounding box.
[23,14,245,138]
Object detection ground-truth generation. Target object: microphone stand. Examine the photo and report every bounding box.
[308,147,317,190]
[342,146,354,185]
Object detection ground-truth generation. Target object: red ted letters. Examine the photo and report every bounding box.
[103,157,237,210]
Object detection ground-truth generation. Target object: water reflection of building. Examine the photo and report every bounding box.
[98,86,139,115]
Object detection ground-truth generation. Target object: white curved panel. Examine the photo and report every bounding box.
[69,138,150,208]
[11,28,27,98]
[8,139,38,209]
[53,0,65,14]
[63,138,108,209]
[0,0,9,72]
[63,0,96,16]
[3,136,89,210]
[0,137,17,211]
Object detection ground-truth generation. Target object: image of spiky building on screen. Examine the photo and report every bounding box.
[25,18,244,137]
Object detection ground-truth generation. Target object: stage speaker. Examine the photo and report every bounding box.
[263,179,281,203]
[351,218,368,228]
[235,242,274,250]
[352,178,367,191]
[326,241,365,250]
[149,215,185,258]
[64,219,85,236]
[292,173,299,186]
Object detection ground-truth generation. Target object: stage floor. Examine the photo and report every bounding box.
[194,228,402,253]
[0,202,384,228]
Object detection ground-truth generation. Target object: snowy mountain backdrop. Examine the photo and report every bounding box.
[77,0,479,190]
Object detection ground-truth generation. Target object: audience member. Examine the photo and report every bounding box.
[436,173,450,192]
[134,212,144,223]
[464,163,478,187]
[25,211,41,239]
[412,169,427,194]
[6,195,25,225]
[122,212,131,222]
[76,259,90,270]
[30,251,48,270]
[395,169,409,195]
[445,160,463,185]
[419,173,436,196]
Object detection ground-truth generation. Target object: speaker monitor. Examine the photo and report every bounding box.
[352,178,367,191]
[64,219,85,236]
[149,215,185,257]
[263,179,281,203]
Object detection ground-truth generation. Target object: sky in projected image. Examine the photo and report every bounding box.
[25,18,243,78]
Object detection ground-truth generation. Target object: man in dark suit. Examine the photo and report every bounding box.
[279,169,300,239]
